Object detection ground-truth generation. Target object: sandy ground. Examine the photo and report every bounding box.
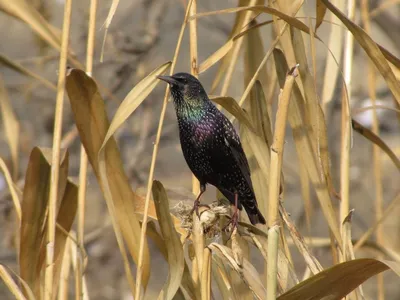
[0,0,399,299]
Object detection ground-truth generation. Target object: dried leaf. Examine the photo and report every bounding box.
[291,28,338,196]
[210,243,266,299]
[0,0,61,51]
[320,0,400,105]
[209,0,251,92]
[100,62,171,150]
[273,48,342,247]
[352,119,400,171]
[152,181,184,300]
[0,53,56,90]
[278,258,400,300]
[19,147,69,297]
[0,265,29,300]
[53,181,78,295]
[66,68,151,290]
[0,158,21,220]
[315,0,327,30]
[210,96,255,131]
[198,39,234,74]
[191,5,311,35]
[0,75,20,179]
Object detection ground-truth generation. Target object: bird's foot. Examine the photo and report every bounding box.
[190,200,210,219]
[223,211,239,239]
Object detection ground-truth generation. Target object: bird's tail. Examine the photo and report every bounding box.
[245,205,266,225]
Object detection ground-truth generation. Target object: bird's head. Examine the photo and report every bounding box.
[157,72,208,108]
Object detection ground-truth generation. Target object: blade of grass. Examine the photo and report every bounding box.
[0,53,56,91]
[354,193,400,251]
[0,158,21,220]
[152,181,184,300]
[351,119,400,171]
[100,62,171,148]
[0,75,20,180]
[0,265,27,300]
[100,0,119,62]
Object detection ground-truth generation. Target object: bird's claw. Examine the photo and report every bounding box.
[223,211,239,239]
[190,200,210,219]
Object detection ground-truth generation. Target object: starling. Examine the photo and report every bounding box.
[157,72,266,225]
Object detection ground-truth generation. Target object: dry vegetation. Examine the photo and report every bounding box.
[0,0,400,299]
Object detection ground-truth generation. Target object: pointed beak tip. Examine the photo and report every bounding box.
[157,75,176,85]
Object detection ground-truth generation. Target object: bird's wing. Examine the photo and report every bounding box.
[222,119,253,189]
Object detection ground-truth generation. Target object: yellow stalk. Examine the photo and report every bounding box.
[340,0,355,239]
[219,0,258,97]
[134,1,194,298]
[267,65,298,300]
[76,0,98,299]
[189,0,200,196]
[361,0,384,298]
[45,0,72,298]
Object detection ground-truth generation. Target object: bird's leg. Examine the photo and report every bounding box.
[223,191,239,235]
[190,183,207,219]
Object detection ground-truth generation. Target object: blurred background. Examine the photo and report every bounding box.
[0,0,399,299]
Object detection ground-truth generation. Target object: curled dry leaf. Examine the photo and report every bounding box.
[19,147,69,298]
[152,181,184,300]
[277,258,400,300]
[65,68,151,290]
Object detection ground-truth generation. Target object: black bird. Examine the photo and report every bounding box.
[157,72,266,226]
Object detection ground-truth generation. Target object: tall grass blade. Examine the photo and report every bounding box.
[152,181,184,300]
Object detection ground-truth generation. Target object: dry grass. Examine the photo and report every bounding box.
[0,0,400,299]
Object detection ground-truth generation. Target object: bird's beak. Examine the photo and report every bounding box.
[157,75,179,85]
